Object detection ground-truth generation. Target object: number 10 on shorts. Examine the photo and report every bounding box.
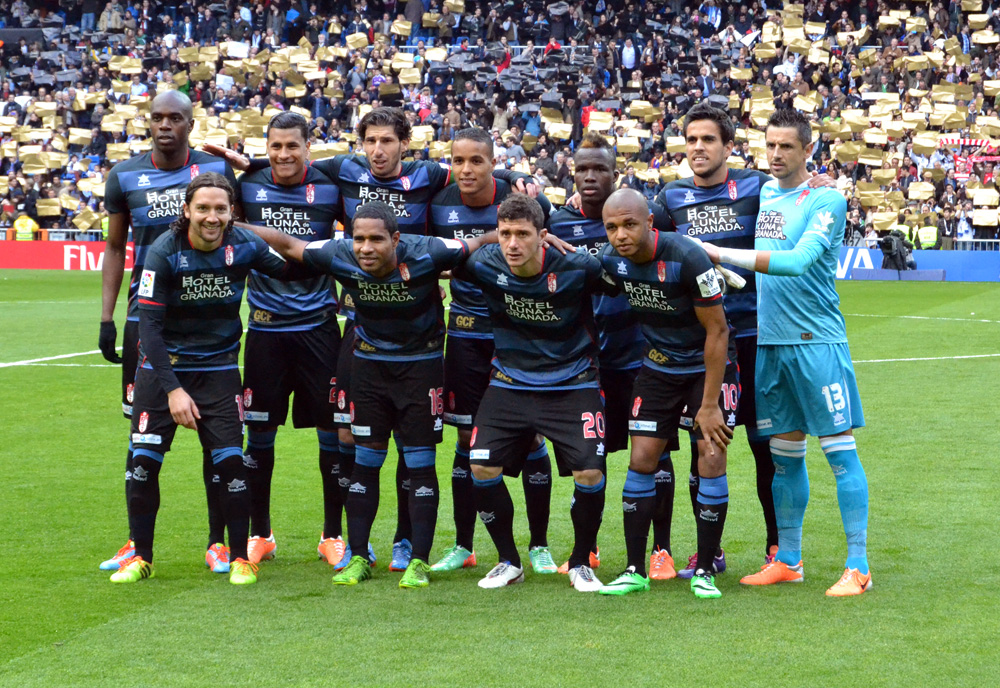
[822,383,846,413]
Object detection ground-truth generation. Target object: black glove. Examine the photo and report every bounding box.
[99,320,124,364]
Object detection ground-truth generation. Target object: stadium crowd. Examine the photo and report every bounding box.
[3,0,1000,246]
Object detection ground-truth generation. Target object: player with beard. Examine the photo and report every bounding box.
[99,91,239,575]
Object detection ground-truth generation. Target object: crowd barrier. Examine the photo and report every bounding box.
[1,243,998,282]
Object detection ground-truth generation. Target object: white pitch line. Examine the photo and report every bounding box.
[845,313,1000,324]
[853,353,1000,364]
[9,362,118,367]
[0,301,94,305]
[0,349,106,368]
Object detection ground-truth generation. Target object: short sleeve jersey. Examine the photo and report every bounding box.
[136,226,287,371]
[655,168,770,338]
[429,180,551,339]
[755,182,849,345]
[237,165,342,331]
[301,234,469,360]
[599,230,730,375]
[454,245,615,390]
[104,149,236,320]
[546,202,668,371]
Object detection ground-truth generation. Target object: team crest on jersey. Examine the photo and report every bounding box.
[400,175,411,191]
[306,184,315,204]
[225,245,234,266]
[399,262,410,281]
[657,261,666,282]
[243,388,252,408]
[138,411,149,433]
[126,383,134,403]
[795,189,810,206]
[190,164,200,180]
[337,390,346,410]
[349,402,355,422]
[632,397,642,417]
[548,273,557,292]
[448,391,455,410]
[728,179,738,200]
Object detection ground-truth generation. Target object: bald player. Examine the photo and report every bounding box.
[99,90,239,574]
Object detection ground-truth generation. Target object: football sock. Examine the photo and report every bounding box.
[820,436,869,575]
[203,447,225,546]
[214,448,250,561]
[402,447,438,562]
[770,438,809,567]
[622,470,656,575]
[393,437,412,544]
[346,447,386,556]
[748,432,779,554]
[124,439,134,538]
[695,474,729,572]
[521,440,551,549]
[473,474,520,567]
[568,476,605,570]
[688,437,699,520]
[244,429,276,538]
[317,430,342,540]
[451,445,476,551]
[128,449,163,563]
[651,452,675,554]
[338,441,356,504]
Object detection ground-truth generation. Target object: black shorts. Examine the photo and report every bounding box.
[333,319,355,429]
[443,335,493,429]
[130,367,245,453]
[470,385,607,478]
[600,367,639,454]
[242,317,341,429]
[734,335,757,429]
[349,355,444,446]
[629,364,740,442]
[121,319,140,418]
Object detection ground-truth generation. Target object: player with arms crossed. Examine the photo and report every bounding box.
[597,189,737,599]
[99,91,239,574]
[429,128,558,574]
[703,108,871,597]
[244,201,494,589]
[453,195,612,592]
[235,112,345,567]
[113,172,300,586]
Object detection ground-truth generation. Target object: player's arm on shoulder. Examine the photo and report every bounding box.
[585,252,621,296]
[236,220,309,263]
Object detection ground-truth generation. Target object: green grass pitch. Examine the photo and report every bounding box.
[0,270,997,686]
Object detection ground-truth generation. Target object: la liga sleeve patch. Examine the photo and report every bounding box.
[138,269,155,298]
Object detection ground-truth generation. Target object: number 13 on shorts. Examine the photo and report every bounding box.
[822,383,846,413]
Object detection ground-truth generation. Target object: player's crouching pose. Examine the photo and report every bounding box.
[596,189,738,600]
[703,108,871,597]
[452,195,614,592]
[242,201,495,589]
[114,172,302,586]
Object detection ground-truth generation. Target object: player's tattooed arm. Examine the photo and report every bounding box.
[236,220,309,263]
[693,303,733,455]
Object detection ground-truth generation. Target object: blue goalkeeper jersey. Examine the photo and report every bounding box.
[755,181,848,346]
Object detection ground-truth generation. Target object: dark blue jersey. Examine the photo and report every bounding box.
[301,234,469,361]
[430,180,551,340]
[454,245,617,390]
[104,149,236,321]
[655,168,770,337]
[237,165,343,331]
[547,203,668,371]
[599,230,733,375]
[136,226,288,372]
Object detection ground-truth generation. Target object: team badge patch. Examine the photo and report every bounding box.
[337,390,346,410]
[138,269,155,298]
[138,411,149,433]
[400,176,411,191]
[448,391,455,410]
[126,383,134,403]
[235,394,244,422]
[548,273,557,293]
[306,184,315,204]
[795,189,810,206]
[657,261,666,283]
[190,164,200,180]
[632,396,642,418]
[696,268,722,298]
[349,401,355,422]
[243,388,252,408]
[225,245,234,266]
[728,179,738,200]
[399,262,410,281]
[470,427,477,446]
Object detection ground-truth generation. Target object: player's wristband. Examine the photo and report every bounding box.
[715,247,758,272]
